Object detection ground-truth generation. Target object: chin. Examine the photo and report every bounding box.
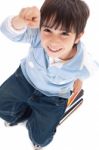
[47,52,59,58]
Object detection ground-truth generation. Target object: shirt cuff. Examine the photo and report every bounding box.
[7,16,27,34]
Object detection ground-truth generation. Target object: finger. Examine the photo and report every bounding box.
[19,7,30,20]
[27,19,40,28]
[73,86,82,94]
[24,7,40,21]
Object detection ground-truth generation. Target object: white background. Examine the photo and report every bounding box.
[0,0,99,150]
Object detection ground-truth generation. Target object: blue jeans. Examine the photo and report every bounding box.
[0,66,67,147]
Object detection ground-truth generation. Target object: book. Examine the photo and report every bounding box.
[59,89,84,125]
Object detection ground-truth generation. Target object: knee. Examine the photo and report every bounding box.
[28,127,55,147]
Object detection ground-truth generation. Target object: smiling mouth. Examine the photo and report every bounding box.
[47,46,62,53]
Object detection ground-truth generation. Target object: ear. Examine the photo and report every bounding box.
[74,32,84,44]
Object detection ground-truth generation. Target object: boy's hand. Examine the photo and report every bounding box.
[11,6,40,30]
[73,79,83,94]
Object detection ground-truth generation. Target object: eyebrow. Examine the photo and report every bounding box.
[42,25,52,28]
[42,25,69,32]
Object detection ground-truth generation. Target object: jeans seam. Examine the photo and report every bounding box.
[0,110,15,116]
[27,121,38,146]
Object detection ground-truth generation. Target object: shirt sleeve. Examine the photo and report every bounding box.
[7,16,27,34]
[0,16,38,44]
[77,52,99,80]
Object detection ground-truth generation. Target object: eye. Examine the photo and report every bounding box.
[43,28,51,33]
[61,32,69,36]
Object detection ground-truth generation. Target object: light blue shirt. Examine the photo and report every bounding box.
[0,17,96,98]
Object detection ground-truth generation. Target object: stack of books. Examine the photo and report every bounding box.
[59,89,84,125]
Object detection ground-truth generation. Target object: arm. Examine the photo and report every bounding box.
[11,6,40,30]
[73,79,83,94]
[0,6,40,43]
[67,79,83,106]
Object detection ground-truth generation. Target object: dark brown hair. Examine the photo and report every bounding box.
[40,0,90,36]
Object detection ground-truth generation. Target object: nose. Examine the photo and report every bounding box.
[50,34,59,42]
[50,35,60,48]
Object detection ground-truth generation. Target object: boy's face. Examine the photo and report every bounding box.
[40,25,83,60]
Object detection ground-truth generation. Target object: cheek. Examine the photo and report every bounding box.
[64,38,75,47]
[40,34,45,44]
[62,39,75,52]
[41,34,49,46]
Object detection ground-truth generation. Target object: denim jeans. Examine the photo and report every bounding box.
[0,66,67,147]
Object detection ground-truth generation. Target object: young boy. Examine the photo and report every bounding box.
[0,0,91,149]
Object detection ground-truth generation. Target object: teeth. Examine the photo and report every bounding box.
[48,46,61,51]
[50,47,57,50]
[51,49,58,51]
